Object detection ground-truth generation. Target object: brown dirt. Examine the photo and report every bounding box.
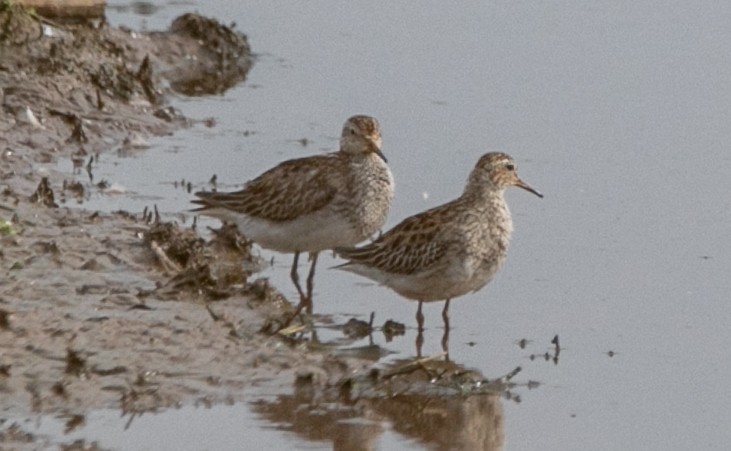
[0,5,514,449]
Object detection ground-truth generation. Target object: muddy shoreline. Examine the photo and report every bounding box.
[0,6,512,449]
[0,6,329,446]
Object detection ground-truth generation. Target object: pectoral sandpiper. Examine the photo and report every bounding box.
[193,115,394,316]
[335,152,541,355]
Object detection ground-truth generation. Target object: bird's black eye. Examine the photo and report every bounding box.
[505,163,515,171]
[350,128,356,135]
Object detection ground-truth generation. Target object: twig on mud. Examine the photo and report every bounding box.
[497,366,522,384]
[205,303,221,321]
[0,308,10,329]
[381,352,448,380]
[277,324,307,336]
[150,240,182,273]
[136,55,159,105]
[96,88,105,110]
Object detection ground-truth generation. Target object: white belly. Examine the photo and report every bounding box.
[342,254,502,302]
[207,207,369,253]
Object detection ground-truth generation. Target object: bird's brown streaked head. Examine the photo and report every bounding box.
[469,152,543,198]
[340,115,387,162]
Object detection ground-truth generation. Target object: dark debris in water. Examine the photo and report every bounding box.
[335,314,404,342]
[342,317,372,339]
[63,414,86,434]
[51,381,68,398]
[62,179,86,201]
[0,424,34,446]
[382,319,405,341]
[29,177,58,208]
[65,348,87,377]
[520,334,562,365]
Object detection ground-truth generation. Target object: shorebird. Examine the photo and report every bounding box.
[193,115,394,315]
[334,152,541,354]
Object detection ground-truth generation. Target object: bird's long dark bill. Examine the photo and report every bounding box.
[516,179,543,198]
[374,147,388,163]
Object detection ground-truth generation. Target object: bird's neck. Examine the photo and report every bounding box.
[461,187,513,238]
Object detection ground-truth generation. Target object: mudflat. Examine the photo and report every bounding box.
[1,6,509,449]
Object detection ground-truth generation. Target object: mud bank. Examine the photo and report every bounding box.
[0,5,307,447]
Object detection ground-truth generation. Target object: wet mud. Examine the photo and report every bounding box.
[0,5,524,449]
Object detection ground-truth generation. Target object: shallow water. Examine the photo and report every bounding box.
[30,1,731,449]
[25,399,469,450]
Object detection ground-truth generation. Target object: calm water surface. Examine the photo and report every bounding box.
[28,1,731,449]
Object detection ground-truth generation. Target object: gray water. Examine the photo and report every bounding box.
[34,1,731,449]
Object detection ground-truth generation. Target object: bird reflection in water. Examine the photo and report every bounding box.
[252,358,526,450]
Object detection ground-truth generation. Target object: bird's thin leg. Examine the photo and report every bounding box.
[416,301,424,357]
[304,252,319,314]
[441,299,451,360]
[441,299,450,330]
[416,301,425,331]
[290,251,307,303]
[282,251,309,327]
[286,302,306,327]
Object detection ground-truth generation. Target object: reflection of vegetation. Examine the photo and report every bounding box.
[253,356,531,450]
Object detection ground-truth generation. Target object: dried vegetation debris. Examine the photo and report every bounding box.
[141,216,268,301]
[28,177,57,207]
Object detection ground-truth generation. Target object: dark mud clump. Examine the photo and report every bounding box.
[166,13,252,95]
[142,217,262,301]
